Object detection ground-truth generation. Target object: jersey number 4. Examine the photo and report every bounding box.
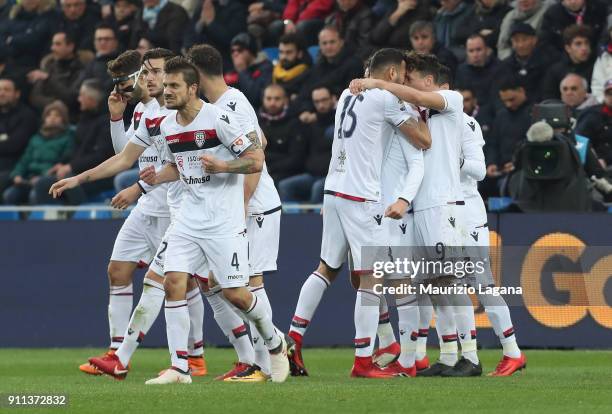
[338,94,364,139]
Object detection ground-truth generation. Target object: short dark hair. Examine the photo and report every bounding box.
[187,44,223,77]
[142,48,175,64]
[279,33,305,51]
[437,64,453,89]
[163,56,200,88]
[467,33,486,45]
[498,76,525,92]
[455,85,475,96]
[368,48,406,75]
[107,50,141,77]
[562,24,592,46]
[95,22,118,38]
[319,24,342,38]
[53,30,77,46]
[405,52,440,83]
[0,77,18,91]
[409,20,434,37]
[311,85,332,96]
[81,78,105,103]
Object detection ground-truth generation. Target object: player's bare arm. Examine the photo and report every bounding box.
[350,78,446,111]
[398,117,431,149]
[49,142,145,198]
[243,130,263,207]
[201,132,264,174]
[139,163,180,186]
[110,183,142,210]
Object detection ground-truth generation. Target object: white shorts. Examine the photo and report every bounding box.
[163,229,249,288]
[463,197,494,287]
[247,207,281,275]
[149,221,209,278]
[320,194,387,271]
[110,209,170,265]
[386,210,415,247]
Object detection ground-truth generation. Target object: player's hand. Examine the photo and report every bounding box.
[48,176,79,198]
[385,199,409,219]
[139,165,156,185]
[201,154,227,174]
[111,185,141,210]
[108,91,128,119]
[486,164,500,178]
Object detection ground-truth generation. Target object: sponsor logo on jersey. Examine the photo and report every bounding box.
[145,116,166,136]
[227,101,236,111]
[182,175,211,185]
[133,111,143,130]
[448,216,456,227]
[166,130,220,153]
[176,155,184,169]
[139,155,158,163]
[374,214,383,225]
[230,137,246,155]
[227,275,242,280]
[470,231,479,242]
[468,121,476,132]
[220,114,230,124]
[399,223,407,234]
[256,216,264,228]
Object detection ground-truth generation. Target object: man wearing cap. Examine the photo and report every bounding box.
[575,78,612,166]
[497,0,550,60]
[224,32,273,111]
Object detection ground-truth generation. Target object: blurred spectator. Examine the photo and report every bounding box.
[28,31,85,121]
[136,35,156,56]
[575,78,612,165]
[484,77,532,195]
[185,0,246,68]
[296,25,363,114]
[3,101,73,205]
[457,86,495,141]
[129,0,189,53]
[0,46,26,92]
[591,21,612,103]
[278,85,335,202]
[273,34,312,100]
[105,0,140,51]
[0,0,57,72]
[247,0,284,47]
[539,0,607,52]
[454,0,511,49]
[269,0,335,47]
[410,20,458,73]
[542,24,595,100]
[32,79,114,205]
[0,78,39,192]
[57,0,102,53]
[224,32,273,110]
[455,33,500,107]
[325,0,374,59]
[258,84,305,184]
[497,0,550,60]
[434,0,474,61]
[369,0,432,49]
[76,23,120,94]
[0,0,14,21]
[496,22,559,103]
[560,73,598,117]
[171,0,199,17]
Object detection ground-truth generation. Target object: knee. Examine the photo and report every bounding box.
[223,287,251,310]
[316,261,338,284]
[107,261,133,285]
[163,272,187,297]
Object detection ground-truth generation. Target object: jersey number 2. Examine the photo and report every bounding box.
[338,94,364,139]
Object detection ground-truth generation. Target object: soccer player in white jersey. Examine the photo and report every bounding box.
[350,52,479,377]
[134,57,289,384]
[287,49,431,378]
[187,44,283,381]
[50,49,207,379]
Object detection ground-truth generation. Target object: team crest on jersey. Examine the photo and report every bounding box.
[176,155,184,169]
[195,131,206,148]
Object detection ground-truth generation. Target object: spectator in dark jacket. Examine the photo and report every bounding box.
[278,85,335,202]
[539,0,607,52]
[0,77,39,192]
[105,0,140,51]
[454,0,511,49]
[268,0,335,46]
[495,23,559,103]
[184,0,246,68]
[258,84,306,184]
[28,31,85,120]
[296,25,363,114]
[0,45,26,93]
[325,0,374,59]
[410,20,458,73]
[497,0,550,60]
[0,0,57,72]
[575,79,612,165]
[224,32,273,111]
[57,0,102,53]
[455,33,501,107]
[3,101,74,204]
[129,0,189,53]
[32,79,114,205]
[542,24,596,100]
[76,23,120,94]
[370,0,432,49]
[434,0,474,61]
[273,33,312,100]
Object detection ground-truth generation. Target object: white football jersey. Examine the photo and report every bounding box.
[160,101,252,239]
[381,103,424,206]
[412,89,464,211]
[214,87,281,214]
[325,88,411,202]
[460,113,486,200]
[131,104,183,215]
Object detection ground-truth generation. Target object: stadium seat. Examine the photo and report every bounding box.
[0,210,19,220]
[263,47,279,63]
[88,190,116,203]
[488,197,513,212]
[72,209,113,220]
[27,211,46,220]
[308,46,320,61]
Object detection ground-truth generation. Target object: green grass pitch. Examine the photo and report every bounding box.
[1,348,611,414]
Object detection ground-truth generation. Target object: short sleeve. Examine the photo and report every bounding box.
[215,110,252,158]
[436,90,463,114]
[130,112,153,147]
[383,91,411,127]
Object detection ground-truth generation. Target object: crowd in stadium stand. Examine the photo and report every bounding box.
[0,0,611,210]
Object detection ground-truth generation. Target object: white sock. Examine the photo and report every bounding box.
[204,287,255,365]
[451,293,479,364]
[244,293,281,351]
[377,295,396,349]
[416,294,433,360]
[431,295,458,367]
[397,303,419,368]
[354,290,380,357]
[187,287,204,357]
[250,285,272,317]
[115,279,164,366]
[164,300,190,372]
[109,284,133,349]
[479,293,521,358]
[249,285,272,373]
[289,272,330,339]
